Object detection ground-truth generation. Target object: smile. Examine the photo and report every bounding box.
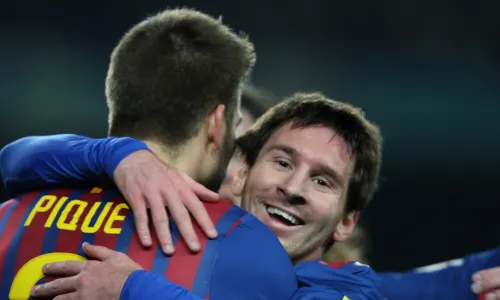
[265,204,305,226]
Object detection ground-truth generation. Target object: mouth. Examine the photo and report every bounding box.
[264,204,305,227]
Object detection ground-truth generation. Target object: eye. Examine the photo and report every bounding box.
[312,178,329,187]
[275,159,291,169]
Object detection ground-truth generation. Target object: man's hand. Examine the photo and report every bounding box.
[472,267,500,299]
[31,243,141,300]
[114,150,220,255]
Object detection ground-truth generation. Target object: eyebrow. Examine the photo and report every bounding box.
[265,144,345,187]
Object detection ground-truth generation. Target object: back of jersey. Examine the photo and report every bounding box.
[0,187,296,300]
[0,187,131,300]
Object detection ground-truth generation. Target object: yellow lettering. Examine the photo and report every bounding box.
[90,187,103,194]
[9,252,86,300]
[57,200,88,231]
[22,193,128,235]
[81,202,113,234]
[342,297,350,300]
[24,195,57,227]
[44,196,69,227]
[104,203,129,234]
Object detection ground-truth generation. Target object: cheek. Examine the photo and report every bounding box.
[244,173,268,198]
[309,195,343,221]
[248,164,283,188]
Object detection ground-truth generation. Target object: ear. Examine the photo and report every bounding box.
[231,163,249,196]
[206,104,226,150]
[332,211,359,242]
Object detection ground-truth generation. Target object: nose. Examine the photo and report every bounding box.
[278,171,306,205]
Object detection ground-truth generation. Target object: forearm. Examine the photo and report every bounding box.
[0,134,148,193]
[381,247,500,300]
[121,270,204,300]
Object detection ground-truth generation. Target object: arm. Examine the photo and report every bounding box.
[121,271,203,300]
[381,247,500,300]
[0,134,148,194]
[0,134,221,256]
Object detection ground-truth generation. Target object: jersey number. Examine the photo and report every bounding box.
[9,252,86,300]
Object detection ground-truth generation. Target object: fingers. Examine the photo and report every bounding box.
[481,290,500,300]
[472,268,500,294]
[126,191,153,248]
[31,276,77,298]
[43,261,85,277]
[113,151,219,254]
[179,188,218,239]
[147,193,174,255]
[182,173,221,202]
[82,243,115,261]
[162,188,200,252]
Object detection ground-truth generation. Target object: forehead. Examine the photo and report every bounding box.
[262,122,355,177]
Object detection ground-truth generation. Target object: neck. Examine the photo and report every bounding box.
[292,247,325,264]
[144,140,203,181]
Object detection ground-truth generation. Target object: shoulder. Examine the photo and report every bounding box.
[220,210,290,264]
[202,200,274,237]
[210,210,297,299]
[295,260,386,299]
[202,199,247,224]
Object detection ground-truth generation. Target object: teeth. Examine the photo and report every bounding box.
[266,206,299,225]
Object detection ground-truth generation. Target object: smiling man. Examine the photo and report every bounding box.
[0,92,385,299]
[237,123,355,263]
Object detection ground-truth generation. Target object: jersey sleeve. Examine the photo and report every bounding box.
[0,134,148,194]
[208,214,297,300]
[380,246,500,300]
[120,270,204,300]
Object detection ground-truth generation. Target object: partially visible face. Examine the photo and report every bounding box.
[236,108,255,137]
[202,93,243,192]
[239,122,356,262]
[218,107,255,201]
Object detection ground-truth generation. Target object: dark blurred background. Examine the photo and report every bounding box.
[1,0,499,272]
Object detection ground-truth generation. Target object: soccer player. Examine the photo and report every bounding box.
[1,93,387,299]
[0,8,299,300]
[228,87,500,300]
[6,96,500,300]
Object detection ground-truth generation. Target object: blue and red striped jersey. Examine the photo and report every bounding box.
[0,187,297,300]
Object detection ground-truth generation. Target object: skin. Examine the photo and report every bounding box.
[234,122,358,263]
[218,107,254,204]
[30,121,362,299]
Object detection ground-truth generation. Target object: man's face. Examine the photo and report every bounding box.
[218,107,255,202]
[202,94,242,192]
[236,108,256,137]
[239,122,356,262]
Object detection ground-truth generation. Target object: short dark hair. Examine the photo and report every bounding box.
[241,85,274,119]
[237,92,383,213]
[106,8,256,148]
